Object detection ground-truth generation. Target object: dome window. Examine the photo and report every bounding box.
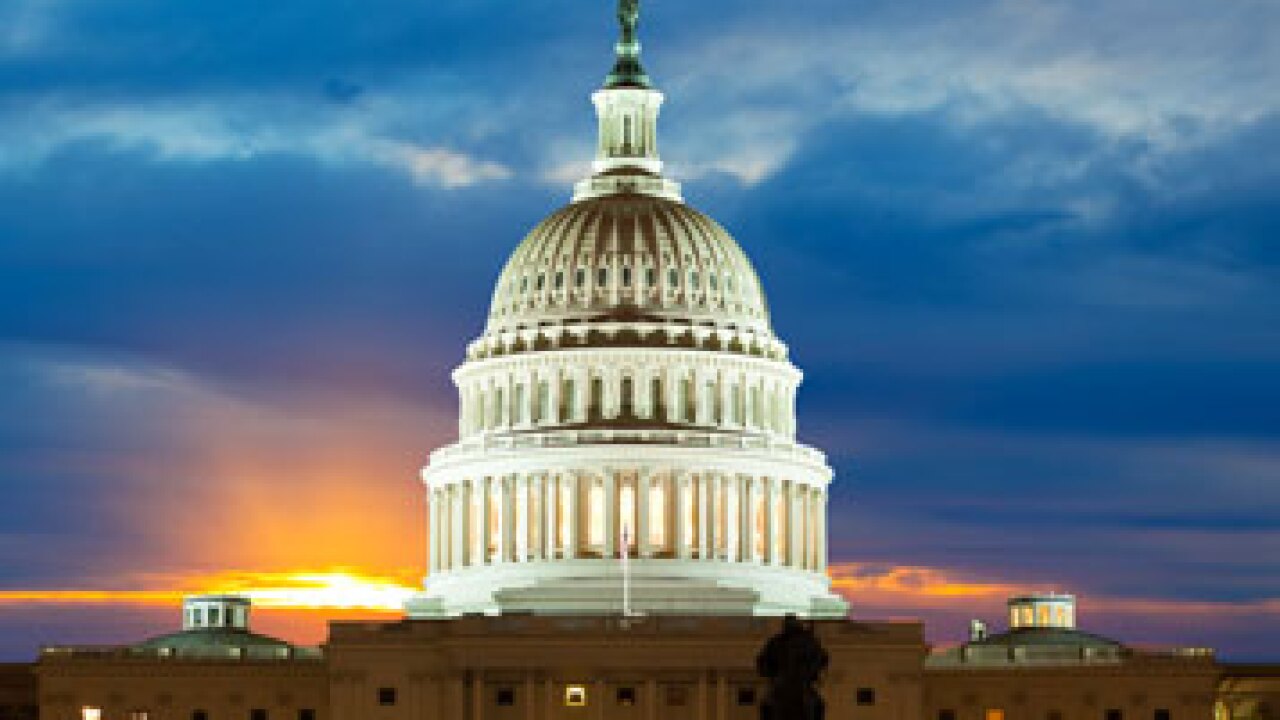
[691,271,700,288]
[555,272,565,289]
[536,274,546,291]
[598,268,608,286]
[576,269,586,288]
[668,269,678,286]
[710,275,719,291]
[520,277,529,293]
[622,267,633,287]
[646,268,656,286]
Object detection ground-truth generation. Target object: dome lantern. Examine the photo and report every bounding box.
[574,0,682,202]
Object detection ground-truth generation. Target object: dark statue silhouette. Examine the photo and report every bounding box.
[757,615,829,720]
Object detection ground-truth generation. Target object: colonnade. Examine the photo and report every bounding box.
[428,470,827,576]
[457,361,798,438]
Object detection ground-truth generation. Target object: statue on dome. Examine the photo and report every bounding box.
[756,614,829,720]
[619,0,640,35]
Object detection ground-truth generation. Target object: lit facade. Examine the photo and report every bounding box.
[407,0,844,619]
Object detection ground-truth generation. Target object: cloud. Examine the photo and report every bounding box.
[0,101,512,188]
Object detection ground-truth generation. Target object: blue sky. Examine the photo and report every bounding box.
[0,0,1276,659]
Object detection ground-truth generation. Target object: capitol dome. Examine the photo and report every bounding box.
[408,1,846,620]
[482,193,775,348]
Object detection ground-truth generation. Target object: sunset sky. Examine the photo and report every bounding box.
[0,0,1276,660]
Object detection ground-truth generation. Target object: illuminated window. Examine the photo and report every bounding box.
[565,685,588,707]
[857,688,876,706]
[987,710,1006,720]
[588,481,605,547]
[129,712,150,720]
[753,491,767,559]
[82,709,102,720]
[558,479,573,552]
[649,480,666,547]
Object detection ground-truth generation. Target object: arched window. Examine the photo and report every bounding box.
[704,380,718,424]
[620,375,634,418]
[588,480,606,548]
[561,378,575,421]
[589,376,605,421]
[651,376,664,419]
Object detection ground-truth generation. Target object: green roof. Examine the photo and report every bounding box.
[133,628,294,652]
[967,627,1124,650]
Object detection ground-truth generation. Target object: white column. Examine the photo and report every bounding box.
[803,484,814,568]
[675,472,692,559]
[817,489,828,573]
[695,371,712,425]
[565,473,579,559]
[547,370,561,426]
[739,475,752,563]
[789,482,803,568]
[636,469,651,558]
[451,485,464,569]
[516,475,530,562]
[428,490,439,574]
[767,478,781,566]
[464,480,476,567]
[477,477,490,564]
[750,476,764,563]
[719,373,733,429]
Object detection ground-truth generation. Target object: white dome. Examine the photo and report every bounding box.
[409,2,845,621]
[484,193,774,344]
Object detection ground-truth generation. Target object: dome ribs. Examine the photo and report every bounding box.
[479,196,781,360]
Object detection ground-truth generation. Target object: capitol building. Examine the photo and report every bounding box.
[408,1,843,619]
[10,4,1277,720]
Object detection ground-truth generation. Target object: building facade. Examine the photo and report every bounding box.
[25,2,1278,719]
